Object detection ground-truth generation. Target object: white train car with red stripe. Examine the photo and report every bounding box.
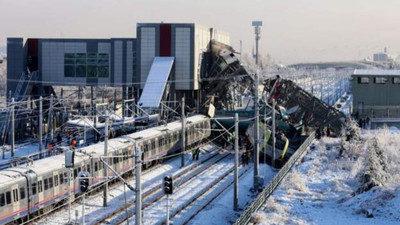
[0,115,211,224]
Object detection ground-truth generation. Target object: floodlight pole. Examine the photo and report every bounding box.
[11,98,15,157]
[252,21,263,65]
[68,168,72,223]
[135,143,142,225]
[234,113,239,211]
[39,96,43,159]
[272,99,276,167]
[253,72,260,190]
[181,97,186,168]
[103,111,109,207]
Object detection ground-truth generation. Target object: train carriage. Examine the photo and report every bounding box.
[0,115,211,224]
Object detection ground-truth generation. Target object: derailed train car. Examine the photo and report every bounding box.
[0,115,211,224]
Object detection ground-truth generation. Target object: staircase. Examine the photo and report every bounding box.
[0,71,37,145]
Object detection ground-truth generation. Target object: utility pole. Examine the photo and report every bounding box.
[39,96,43,158]
[272,99,276,168]
[11,98,15,157]
[233,113,239,211]
[68,168,72,223]
[135,143,142,225]
[239,40,242,64]
[81,192,86,225]
[91,86,96,143]
[50,94,54,142]
[103,111,109,207]
[114,89,117,111]
[181,97,186,168]
[253,72,260,190]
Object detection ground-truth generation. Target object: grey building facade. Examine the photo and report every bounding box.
[352,69,400,118]
[7,37,136,98]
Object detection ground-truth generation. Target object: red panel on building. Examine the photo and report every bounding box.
[27,38,39,71]
[27,39,38,56]
[159,24,172,56]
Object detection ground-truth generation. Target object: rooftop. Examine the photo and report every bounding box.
[352,69,400,76]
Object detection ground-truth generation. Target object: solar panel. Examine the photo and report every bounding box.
[139,57,174,108]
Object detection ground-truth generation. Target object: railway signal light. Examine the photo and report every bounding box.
[78,171,90,193]
[163,176,173,195]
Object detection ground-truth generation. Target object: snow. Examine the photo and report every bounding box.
[189,164,276,225]
[255,129,400,225]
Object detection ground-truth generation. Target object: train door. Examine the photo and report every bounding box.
[11,183,20,217]
[25,172,38,214]
[53,171,59,199]
[37,176,44,207]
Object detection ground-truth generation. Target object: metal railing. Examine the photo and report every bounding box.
[233,132,315,225]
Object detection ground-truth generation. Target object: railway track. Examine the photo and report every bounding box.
[96,152,231,225]
[113,154,239,225]
[176,165,253,225]
[31,145,221,225]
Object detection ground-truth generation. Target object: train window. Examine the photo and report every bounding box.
[32,183,37,195]
[0,193,4,206]
[44,179,49,191]
[49,177,54,188]
[5,191,11,204]
[74,169,78,178]
[78,167,81,173]
[54,175,59,187]
[20,187,25,200]
[95,162,98,172]
[87,164,91,173]
[38,180,43,193]
[12,189,18,202]
[59,174,64,185]
[158,139,163,148]
[151,141,155,150]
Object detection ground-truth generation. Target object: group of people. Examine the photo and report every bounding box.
[358,117,370,129]
[315,126,332,139]
[46,131,78,153]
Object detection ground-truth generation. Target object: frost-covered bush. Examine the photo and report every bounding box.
[282,171,309,192]
[356,137,391,194]
[251,212,268,224]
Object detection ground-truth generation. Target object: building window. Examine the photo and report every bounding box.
[374,77,387,84]
[358,77,369,84]
[64,53,109,78]
[393,77,400,84]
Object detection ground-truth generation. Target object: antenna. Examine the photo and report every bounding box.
[252,21,263,65]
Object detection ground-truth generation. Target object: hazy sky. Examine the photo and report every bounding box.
[1,0,399,64]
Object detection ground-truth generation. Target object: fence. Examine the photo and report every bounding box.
[233,132,315,225]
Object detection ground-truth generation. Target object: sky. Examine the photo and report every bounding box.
[0,0,400,64]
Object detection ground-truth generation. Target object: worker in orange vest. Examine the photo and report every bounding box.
[71,138,77,149]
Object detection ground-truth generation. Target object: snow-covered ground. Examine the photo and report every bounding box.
[254,128,400,225]
[189,164,276,225]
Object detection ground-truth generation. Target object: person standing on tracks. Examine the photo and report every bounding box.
[57,133,62,146]
[192,147,200,161]
[241,152,246,166]
[244,151,250,165]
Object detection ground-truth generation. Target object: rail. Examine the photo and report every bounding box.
[233,132,315,225]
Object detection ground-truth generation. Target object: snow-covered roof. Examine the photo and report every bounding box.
[352,69,400,76]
